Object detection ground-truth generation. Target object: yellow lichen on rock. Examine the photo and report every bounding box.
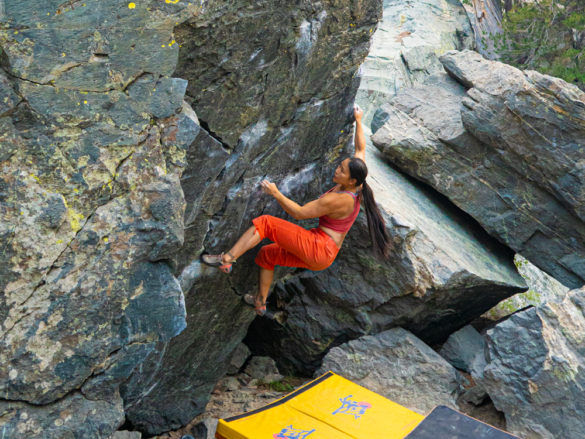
[62,198,85,232]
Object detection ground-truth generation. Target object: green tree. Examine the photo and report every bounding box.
[493,0,585,88]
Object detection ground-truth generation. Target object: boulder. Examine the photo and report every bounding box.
[372,50,585,289]
[475,286,585,439]
[244,356,284,383]
[439,325,487,374]
[190,418,218,439]
[0,2,194,437]
[244,0,521,377]
[316,328,462,414]
[104,0,385,434]
[227,343,251,376]
[0,390,124,439]
[356,0,474,130]
[484,254,569,320]
[459,0,504,59]
[0,0,382,436]
[460,385,489,407]
[245,142,527,375]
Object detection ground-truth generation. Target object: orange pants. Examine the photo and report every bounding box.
[252,215,339,271]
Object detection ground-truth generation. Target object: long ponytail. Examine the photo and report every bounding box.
[361,181,393,258]
[349,158,394,259]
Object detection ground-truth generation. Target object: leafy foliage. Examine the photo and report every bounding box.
[491,0,585,88]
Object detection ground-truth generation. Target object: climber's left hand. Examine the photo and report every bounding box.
[260,180,279,197]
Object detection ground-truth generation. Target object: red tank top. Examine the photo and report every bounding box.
[318,187,361,233]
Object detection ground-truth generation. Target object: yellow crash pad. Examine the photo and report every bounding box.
[216,371,424,439]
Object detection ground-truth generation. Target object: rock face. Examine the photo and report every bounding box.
[484,254,569,320]
[0,0,382,436]
[0,2,195,437]
[0,390,124,439]
[460,0,503,59]
[475,287,585,439]
[439,325,486,374]
[226,343,251,376]
[122,0,383,434]
[372,50,585,289]
[245,3,525,377]
[356,0,474,130]
[317,328,462,414]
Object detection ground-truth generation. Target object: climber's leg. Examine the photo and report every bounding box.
[252,215,339,269]
[258,265,274,303]
[224,225,262,262]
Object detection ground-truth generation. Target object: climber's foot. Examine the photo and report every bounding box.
[243,293,267,316]
[200,251,236,274]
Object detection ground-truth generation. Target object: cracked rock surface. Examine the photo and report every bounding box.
[0,1,199,437]
[0,0,382,436]
[475,286,585,439]
[372,50,585,289]
[124,0,383,433]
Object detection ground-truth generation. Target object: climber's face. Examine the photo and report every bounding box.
[333,158,356,188]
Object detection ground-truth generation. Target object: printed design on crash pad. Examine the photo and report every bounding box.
[332,395,372,419]
[273,425,316,439]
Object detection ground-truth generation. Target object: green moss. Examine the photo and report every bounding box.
[269,379,295,393]
[551,363,577,383]
[356,252,384,273]
[523,289,542,303]
[260,376,306,393]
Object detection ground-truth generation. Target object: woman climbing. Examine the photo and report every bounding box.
[201,104,393,316]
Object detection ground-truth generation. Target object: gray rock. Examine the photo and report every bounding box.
[0,117,20,162]
[484,254,570,320]
[439,325,487,374]
[110,431,142,439]
[460,0,504,59]
[460,386,488,407]
[356,0,474,131]
[1,9,194,433]
[38,194,68,230]
[245,0,523,378]
[190,418,218,439]
[442,51,585,226]
[475,286,585,439]
[1,0,382,435]
[118,0,384,434]
[220,376,241,392]
[0,71,19,116]
[244,356,283,383]
[0,390,124,439]
[127,76,188,119]
[317,328,462,414]
[372,50,585,289]
[227,343,251,376]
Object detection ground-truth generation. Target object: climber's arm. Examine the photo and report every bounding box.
[260,181,345,220]
[354,104,366,162]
